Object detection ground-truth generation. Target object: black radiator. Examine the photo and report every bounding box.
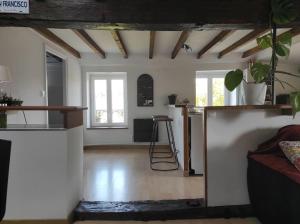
[134,119,158,142]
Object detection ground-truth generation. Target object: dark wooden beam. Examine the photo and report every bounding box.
[241,46,261,58]
[197,30,232,59]
[171,31,191,59]
[218,28,268,58]
[1,0,299,30]
[111,30,128,58]
[149,31,156,59]
[33,28,81,58]
[73,29,106,58]
[242,28,300,58]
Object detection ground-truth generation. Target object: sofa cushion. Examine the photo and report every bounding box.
[279,141,300,172]
[254,125,300,154]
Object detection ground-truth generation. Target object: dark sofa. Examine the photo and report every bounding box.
[248,153,300,224]
[247,125,300,224]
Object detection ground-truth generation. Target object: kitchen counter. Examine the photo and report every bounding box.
[0,106,86,220]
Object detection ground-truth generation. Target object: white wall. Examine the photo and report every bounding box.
[0,27,82,124]
[82,53,246,145]
[0,127,83,220]
[66,57,82,106]
[275,62,300,96]
[206,109,300,207]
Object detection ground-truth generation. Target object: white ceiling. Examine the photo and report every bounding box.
[48,28,300,63]
[86,30,120,54]
[210,30,252,53]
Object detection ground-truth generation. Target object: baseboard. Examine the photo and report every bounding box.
[1,220,69,224]
[84,144,170,150]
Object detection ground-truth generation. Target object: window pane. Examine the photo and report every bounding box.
[94,80,107,123]
[212,78,225,106]
[111,80,125,123]
[196,78,208,106]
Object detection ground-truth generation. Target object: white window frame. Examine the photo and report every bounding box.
[89,72,128,127]
[196,70,236,106]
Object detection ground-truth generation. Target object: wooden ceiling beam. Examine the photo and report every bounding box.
[171,31,191,59]
[218,28,268,58]
[149,31,156,59]
[33,28,81,58]
[2,1,300,30]
[197,30,232,59]
[73,29,106,58]
[242,28,300,58]
[111,30,128,58]
[241,46,261,58]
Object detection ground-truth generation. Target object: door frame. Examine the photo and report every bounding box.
[43,44,67,124]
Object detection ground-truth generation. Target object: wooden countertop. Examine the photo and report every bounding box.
[168,104,188,108]
[0,106,88,129]
[204,105,291,111]
[0,106,88,111]
[0,124,66,131]
[170,104,292,115]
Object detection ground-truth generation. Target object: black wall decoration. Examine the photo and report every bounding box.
[137,74,153,107]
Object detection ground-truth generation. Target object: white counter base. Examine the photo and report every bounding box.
[0,126,83,220]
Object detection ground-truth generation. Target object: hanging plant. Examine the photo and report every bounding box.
[224,0,300,115]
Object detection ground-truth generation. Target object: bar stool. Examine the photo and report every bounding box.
[149,115,179,171]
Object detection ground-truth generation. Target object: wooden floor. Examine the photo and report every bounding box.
[75,218,261,224]
[83,148,204,201]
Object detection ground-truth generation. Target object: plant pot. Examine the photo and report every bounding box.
[243,82,267,105]
[0,112,7,128]
[168,95,177,105]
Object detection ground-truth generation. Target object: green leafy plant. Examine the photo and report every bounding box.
[0,93,23,106]
[224,0,300,115]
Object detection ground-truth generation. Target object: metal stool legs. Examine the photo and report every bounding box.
[149,117,179,171]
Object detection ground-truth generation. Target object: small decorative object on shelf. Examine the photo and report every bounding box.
[182,98,190,105]
[265,85,273,105]
[168,94,177,105]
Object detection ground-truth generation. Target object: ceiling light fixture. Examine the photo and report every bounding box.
[182,43,192,53]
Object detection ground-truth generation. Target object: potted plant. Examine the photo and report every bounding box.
[0,94,23,128]
[225,0,300,114]
[227,61,270,105]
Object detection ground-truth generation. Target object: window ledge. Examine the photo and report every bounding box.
[86,126,128,130]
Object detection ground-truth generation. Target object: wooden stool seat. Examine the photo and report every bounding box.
[153,117,173,122]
